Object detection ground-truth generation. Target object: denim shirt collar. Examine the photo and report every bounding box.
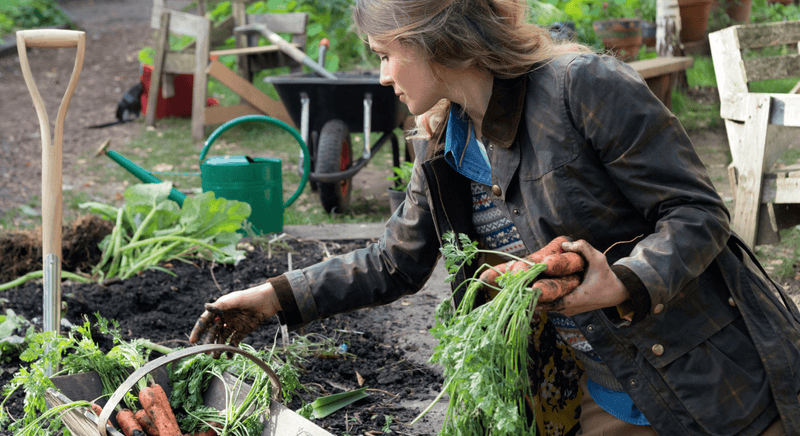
[444,104,492,185]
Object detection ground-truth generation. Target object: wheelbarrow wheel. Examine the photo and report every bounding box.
[317,120,353,213]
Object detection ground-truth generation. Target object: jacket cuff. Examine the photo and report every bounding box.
[269,275,301,328]
[611,264,651,324]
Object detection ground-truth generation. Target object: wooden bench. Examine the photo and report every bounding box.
[628,56,694,110]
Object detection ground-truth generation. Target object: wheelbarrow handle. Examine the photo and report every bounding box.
[235,23,337,80]
[96,344,282,436]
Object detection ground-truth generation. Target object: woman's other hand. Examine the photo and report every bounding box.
[537,239,630,316]
[189,282,281,356]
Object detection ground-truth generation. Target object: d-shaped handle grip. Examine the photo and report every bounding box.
[16,29,84,48]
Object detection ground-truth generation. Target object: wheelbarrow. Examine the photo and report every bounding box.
[264,71,409,213]
[46,344,334,436]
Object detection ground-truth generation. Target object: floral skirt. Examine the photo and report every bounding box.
[528,311,585,436]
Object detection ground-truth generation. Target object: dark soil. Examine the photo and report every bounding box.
[0,235,445,436]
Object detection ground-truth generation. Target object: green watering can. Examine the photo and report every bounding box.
[100,115,310,235]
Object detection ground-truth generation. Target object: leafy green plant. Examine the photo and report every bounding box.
[387,161,414,191]
[79,182,250,281]
[0,0,72,33]
[413,232,547,435]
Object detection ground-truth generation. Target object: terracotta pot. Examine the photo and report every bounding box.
[592,18,643,61]
[724,0,753,23]
[678,0,713,43]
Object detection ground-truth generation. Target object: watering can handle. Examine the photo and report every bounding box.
[200,115,310,209]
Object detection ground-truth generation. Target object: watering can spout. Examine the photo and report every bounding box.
[95,139,187,206]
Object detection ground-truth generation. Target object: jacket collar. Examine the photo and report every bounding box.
[427,74,527,158]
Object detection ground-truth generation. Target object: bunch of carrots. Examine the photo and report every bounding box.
[479,235,585,302]
[91,382,218,436]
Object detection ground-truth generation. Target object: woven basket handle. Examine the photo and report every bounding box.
[96,344,281,435]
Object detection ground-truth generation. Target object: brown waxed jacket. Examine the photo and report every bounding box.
[270,53,800,435]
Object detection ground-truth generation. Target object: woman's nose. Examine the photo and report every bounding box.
[379,64,392,87]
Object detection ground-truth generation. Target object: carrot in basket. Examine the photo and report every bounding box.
[533,274,582,303]
[542,252,585,277]
[90,402,103,417]
[117,408,147,436]
[139,383,182,436]
[135,409,160,436]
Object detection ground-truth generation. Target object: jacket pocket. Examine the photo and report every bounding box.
[624,268,772,434]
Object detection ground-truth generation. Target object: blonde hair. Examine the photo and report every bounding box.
[352,0,592,138]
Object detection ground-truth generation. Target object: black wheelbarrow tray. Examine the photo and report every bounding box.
[46,344,334,436]
[264,71,409,213]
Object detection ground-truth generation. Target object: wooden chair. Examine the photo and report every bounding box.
[231,8,309,82]
[146,1,214,139]
[146,1,298,138]
[709,20,800,247]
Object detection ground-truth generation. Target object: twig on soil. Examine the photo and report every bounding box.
[366,388,399,398]
[209,259,222,293]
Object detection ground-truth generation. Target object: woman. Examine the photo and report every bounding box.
[190,0,800,434]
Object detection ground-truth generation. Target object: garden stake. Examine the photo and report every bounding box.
[16,29,86,375]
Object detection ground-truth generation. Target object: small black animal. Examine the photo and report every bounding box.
[87,82,143,129]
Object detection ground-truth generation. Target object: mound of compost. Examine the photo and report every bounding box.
[0,237,444,435]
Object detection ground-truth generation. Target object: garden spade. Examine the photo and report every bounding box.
[16,29,86,373]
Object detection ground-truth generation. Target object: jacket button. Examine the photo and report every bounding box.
[587,324,595,332]
[492,185,502,196]
[652,344,665,356]
[513,208,520,215]
[629,379,638,387]
[728,297,736,307]
[653,303,664,314]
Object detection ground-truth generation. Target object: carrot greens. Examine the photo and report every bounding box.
[418,232,545,435]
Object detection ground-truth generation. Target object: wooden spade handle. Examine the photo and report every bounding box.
[15,29,85,261]
[16,28,84,48]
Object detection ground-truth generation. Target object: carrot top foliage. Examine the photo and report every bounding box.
[420,232,546,435]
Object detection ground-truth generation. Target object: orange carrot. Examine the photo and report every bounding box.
[90,403,103,417]
[135,409,160,436]
[117,408,147,436]
[532,274,582,302]
[542,252,585,277]
[139,384,182,436]
[480,236,573,287]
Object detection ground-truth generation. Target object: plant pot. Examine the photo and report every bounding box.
[678,0,714,43]
[592,18,643,62]
[641,20,657,47]
[724,0,753,23]
[387,188,406,215]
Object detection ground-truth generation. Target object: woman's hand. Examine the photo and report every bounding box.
[189,282,281,357]
[536,239,630,316]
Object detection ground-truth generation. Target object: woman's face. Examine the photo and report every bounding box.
[369,37,442,115]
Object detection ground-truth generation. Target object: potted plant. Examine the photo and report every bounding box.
[678,0,715,42]
[386,161,413,214]
[590,0,644,61]
[640,0,657,47]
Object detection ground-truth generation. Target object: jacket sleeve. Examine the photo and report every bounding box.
[564,54,731,316]
[272,141,442,331]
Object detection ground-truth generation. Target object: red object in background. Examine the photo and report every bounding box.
[140,64,218,119]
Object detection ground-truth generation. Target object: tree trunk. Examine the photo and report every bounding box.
[656,0,682,57]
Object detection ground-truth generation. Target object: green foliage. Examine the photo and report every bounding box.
[387,161,414,191]
[79,182,250,281]
[419,232,547,435]
[0,314,148,432]
[0,0,72,33]
[0,309,31,363]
